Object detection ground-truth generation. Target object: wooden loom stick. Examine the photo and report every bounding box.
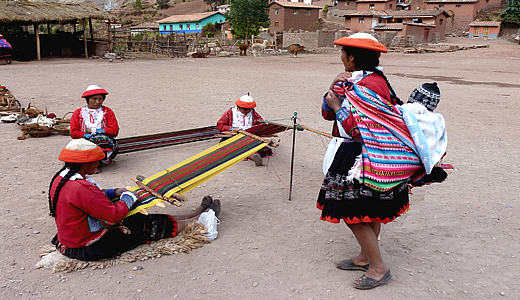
[131,178,182,207]
[234,129,279,147]
[298,125,334,139]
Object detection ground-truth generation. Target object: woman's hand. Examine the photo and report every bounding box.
[325,90,342,112]
[114,188,128,197]
[330,72,351,90]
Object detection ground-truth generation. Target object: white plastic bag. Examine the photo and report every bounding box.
[197,209,220,241]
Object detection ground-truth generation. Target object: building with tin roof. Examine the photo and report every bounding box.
[158,12,226,34]
[469,21,501,38]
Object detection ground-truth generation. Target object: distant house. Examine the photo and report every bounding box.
[217,4,230,14]
[158,12,226,34]
[130,22,159,35]
[268,1,322,33]
[341,9,449,40]
[356,0,397,11]
[469,21,501,38]
[335,0,358,10]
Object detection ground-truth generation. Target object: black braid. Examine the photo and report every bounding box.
[343,46,403,105]
[48,163,81,217]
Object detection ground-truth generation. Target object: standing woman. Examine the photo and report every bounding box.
[317,33,423,289]
[70,85,119,170]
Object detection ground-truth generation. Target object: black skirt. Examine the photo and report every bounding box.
[53,214,177,261]
[317,140,410,224]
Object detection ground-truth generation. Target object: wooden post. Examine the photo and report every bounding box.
[83,19,88,59]
[89,18,94,41]
[108,20,112,52]
[34,24,41,61]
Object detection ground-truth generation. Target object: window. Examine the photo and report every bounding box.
[359,18,365,23]
[196,23,200,29]
[169,25,173,30]
[389,4,392,9]
[179,24,183,30]
[293,9,298,15]
[305,9,311,15]
[275,21,279,27]
[439,4,444,7]
[455,4,461,7]
[275,9,279,15]
[369,4,375,9]
[439,19,443,25]
[187,24,191,30]
[379,18,383,23]
[345,1,350,5]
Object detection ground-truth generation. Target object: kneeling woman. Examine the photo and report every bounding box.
[70,85,119,169]
[49,139,219,261]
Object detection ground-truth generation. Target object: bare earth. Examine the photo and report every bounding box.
[1,37,520,299]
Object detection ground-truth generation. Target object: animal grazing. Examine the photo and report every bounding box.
[251,40,267,57]
[289,44,306,58]
[191,48,211,58]
[239,41,250,56]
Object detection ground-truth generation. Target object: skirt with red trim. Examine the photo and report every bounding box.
[317,140,409,224]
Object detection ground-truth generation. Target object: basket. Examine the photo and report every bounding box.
[18,123,53,139]
[0,99,22,113]
[54,123,70,136]
[24,104,42,118]
[55,112,73,124]
[0,86,17,107]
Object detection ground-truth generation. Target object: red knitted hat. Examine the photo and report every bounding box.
[81,85,109,98]
[59,139,105,163]
[334,33,388,53]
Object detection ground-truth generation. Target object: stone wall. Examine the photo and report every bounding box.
[283,30,337,48]
[446,15,474,35]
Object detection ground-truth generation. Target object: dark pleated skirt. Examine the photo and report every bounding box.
[317,140,410,224]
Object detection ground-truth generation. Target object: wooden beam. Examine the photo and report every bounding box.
[83,19,88,59]
[35,24,41,61]
[89,18,94,41]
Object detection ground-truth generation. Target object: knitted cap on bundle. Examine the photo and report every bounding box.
[235,95,256,108]
[333,32,387,53]
[81,85,108,98]
[408,82,441,111]
[59,139,105,163]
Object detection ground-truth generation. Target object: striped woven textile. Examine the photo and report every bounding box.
[127,133,267,216]
[247,122,291,136]
[117,126,220,154]
[337,83,422,192]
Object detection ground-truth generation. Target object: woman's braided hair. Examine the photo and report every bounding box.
[48,163,81,217]
[343,46,403,105]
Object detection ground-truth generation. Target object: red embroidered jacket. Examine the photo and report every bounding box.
[216,108,264,132]
[50,177,129,248]
[70,106,119,139]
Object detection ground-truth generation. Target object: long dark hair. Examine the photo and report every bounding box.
[343,46,403,105]
[48,162,82,217]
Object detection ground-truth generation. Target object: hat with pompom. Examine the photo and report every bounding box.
[333,32,387,53]
[81,85,108,98]
[235,95,256,109]
[59,139,105,163]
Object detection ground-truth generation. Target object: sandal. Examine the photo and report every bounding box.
[336,259,369,271]
[353,270,392,290]
[201,195,213,210]
[208,199,221,218]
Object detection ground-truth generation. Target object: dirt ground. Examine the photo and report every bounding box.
[1,37,519,300]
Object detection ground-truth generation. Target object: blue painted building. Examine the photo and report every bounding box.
[158,12,226,34]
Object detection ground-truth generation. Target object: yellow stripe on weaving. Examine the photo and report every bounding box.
[126,134,266,217]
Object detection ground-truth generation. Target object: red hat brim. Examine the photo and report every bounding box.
[235,99,256,108]
[334,37,388,53]
[81,89,108,98]
[59,147,105,163]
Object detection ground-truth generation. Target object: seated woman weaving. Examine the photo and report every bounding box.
[216,94,272,166]
[48,139,221,261]
[70,85,119,172]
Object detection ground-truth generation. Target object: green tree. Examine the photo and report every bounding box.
[202,22,219,37]
[156,0,170,9]
[225,0,270,38]
[500,0,520,25]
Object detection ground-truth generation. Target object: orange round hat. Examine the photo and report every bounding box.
[81,85,108,98]
[59,139,105,163]
[334,33,387,53]
[235,95,256,109]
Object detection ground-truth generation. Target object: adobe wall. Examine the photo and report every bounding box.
[283,30,336,48]
[446,15,474,35]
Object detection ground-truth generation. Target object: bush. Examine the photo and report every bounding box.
[157,0,170,9]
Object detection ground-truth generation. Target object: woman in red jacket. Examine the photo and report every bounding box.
[49,139,220,261]
[70,85,119,169]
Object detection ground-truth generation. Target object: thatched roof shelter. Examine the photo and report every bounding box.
[0,1,116,24]
[0,1,117,60]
